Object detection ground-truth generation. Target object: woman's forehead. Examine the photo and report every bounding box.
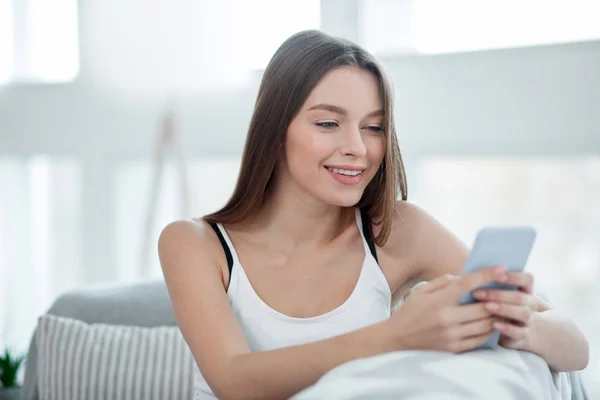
[303,67,383,115]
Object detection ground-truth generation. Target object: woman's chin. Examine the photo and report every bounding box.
[320,191,364,208]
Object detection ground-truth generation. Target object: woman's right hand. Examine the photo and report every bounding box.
[388,266,508,353]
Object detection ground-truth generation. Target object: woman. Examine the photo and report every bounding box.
[159,30,589,400]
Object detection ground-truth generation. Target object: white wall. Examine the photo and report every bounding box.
[1,40,599,159]
[387,42,600,158]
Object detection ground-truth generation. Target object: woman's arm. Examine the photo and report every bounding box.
[395,201,589,372]
[158,220,396,400]
[525,299,589,371]
[160,218,510,399]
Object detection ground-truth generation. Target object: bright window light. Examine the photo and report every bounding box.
[413,0,600,54]
[0,0,13,84]
[361,0,600,56]
[237,0,321,71]
[115,157,242,280]
[0,156,81,353]
[23,0,80,82]
[0,0,79,84]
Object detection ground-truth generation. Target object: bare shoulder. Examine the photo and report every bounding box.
[158,218,213,248]
[158,218,228,287]
[377,200,469,285]
[158,219,250,397]
[376,200,436,259]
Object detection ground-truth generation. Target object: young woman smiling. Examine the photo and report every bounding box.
[159,30,589,400]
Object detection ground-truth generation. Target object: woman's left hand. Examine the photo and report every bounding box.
[472,270,538,350]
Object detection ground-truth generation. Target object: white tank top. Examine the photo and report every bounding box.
[193,208,392,399]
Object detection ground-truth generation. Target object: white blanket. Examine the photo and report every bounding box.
[292,348,570,400]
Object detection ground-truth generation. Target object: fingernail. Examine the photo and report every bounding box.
[486,302,499,311]
[473,290,486,299]
[494,322,504,330]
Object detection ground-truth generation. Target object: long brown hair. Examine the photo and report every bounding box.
[204,30,407,246]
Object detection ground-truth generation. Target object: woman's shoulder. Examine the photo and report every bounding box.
[158,218,229,285]
[376,200,432,255]
[159,218,215,249]
[378,200,468,281]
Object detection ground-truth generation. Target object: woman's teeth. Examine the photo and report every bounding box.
[327,167,363,176]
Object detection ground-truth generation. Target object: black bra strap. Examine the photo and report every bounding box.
[209,222,234,280]
[360,210,379,263]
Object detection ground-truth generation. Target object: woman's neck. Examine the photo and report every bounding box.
[247,175,354,248]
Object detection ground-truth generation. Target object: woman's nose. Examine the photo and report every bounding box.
[339,128,367,158]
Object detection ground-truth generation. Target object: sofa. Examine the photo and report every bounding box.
[22,280,590,400]
[21,280,192,400]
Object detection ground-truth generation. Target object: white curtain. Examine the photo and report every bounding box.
[114,157,241,281]
[84,0,320,99]
[0,0,12,84]
[360,0,600,55]
[0,157,81,354]
[0,0,79,84]
[0,155,242,354]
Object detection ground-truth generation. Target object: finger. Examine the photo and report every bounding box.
[452,317,495,340]
[472,289,532,307]
[504,272,534,293]
[416,274,457,294]
[456,265,507,295]
[450,303,491,323]
[498,336,519,349]
[484,302,532,324]
[494,321,528,340]
[451,332,495,353]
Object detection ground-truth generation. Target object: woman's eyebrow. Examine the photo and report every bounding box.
[307,103,347,115]
[307,103,384,117]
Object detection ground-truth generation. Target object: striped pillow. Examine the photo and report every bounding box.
[35,314,196,400]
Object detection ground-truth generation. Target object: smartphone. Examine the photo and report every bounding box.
[458,226,537,349]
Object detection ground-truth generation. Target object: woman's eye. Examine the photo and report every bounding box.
[364,125,384,133]
[316,122,338,129]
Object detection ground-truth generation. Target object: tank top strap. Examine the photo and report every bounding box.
[355,208,379,263]
[214,223,240,264]
[208,222,241,286]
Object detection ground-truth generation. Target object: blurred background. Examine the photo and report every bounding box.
[0,0,598,395]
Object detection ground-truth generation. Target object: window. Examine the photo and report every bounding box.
[0,0,12,84]
[0,156,81,353]
[414,0,600,54]
[237,0,321,71]
[114,157,242,281]
[0,0,79,85]
[85,0,319,95]
[360,0,600,56]
[412,156,600,396]
[0,154,241,353]
[359,0,417,56]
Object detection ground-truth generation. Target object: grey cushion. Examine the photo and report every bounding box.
[22,280,177,400]
[35,314,194,400]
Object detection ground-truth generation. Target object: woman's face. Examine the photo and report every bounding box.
[281,66,386,208]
